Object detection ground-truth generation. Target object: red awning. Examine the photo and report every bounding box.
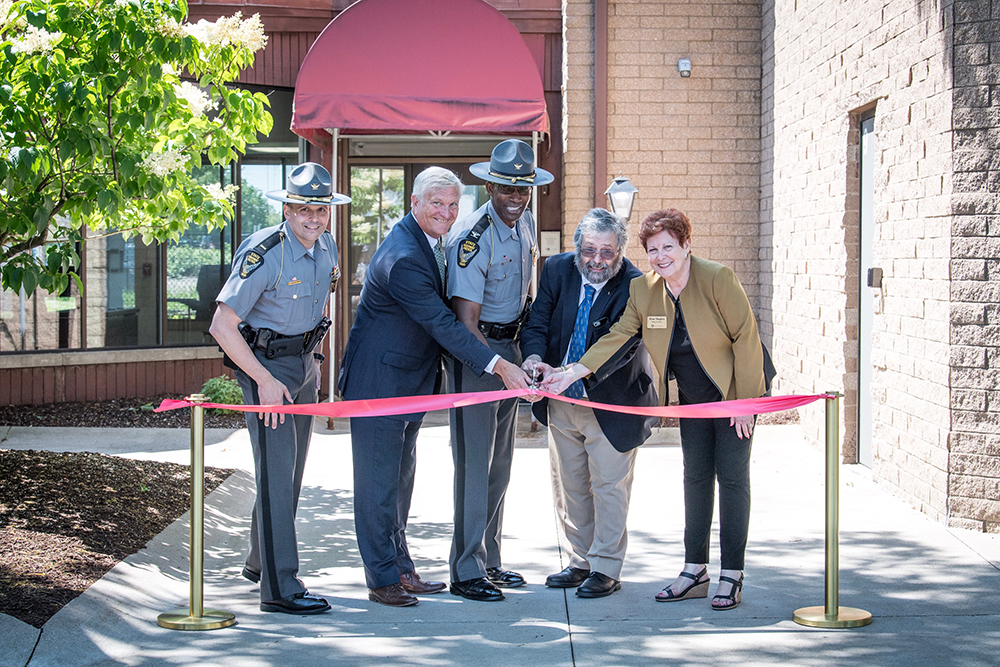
[291,0,549,146]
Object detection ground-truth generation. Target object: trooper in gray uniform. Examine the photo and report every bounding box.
[210,162,349,615]
[446,139,553,601]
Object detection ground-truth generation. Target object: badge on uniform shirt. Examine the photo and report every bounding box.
[330,265,341,293]
[457,239,480,268]
[647,316,668,329]
[240,251,264,279]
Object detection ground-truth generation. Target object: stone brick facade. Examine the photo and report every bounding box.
[948,0,1000,532]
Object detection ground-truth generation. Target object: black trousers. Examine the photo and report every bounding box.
[679,416,754,570]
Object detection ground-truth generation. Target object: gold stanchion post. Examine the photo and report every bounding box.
[793,391,872,628]
[157,394,236,630]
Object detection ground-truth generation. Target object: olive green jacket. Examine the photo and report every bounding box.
[578,256,766,404]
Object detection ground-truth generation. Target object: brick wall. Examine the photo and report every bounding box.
[948,0,1000,533]
[563,0,762,297]
[762,0,954,520]
[562,0,597,245]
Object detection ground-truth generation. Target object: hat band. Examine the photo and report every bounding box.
[285,192,333,204]
[489,170,536,183]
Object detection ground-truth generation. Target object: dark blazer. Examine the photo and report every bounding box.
[520,252,658,452]
[338,212,495,421]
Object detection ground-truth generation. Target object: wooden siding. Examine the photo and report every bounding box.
[0,358,229,406]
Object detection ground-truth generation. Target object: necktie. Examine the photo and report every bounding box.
[564,284,595,399]
[433,238,447,291]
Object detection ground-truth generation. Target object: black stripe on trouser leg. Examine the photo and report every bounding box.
[452,363,465,580]
[250,380,281,598]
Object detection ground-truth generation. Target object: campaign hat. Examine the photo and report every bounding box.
[469,139,554,187]
[266,162,350,205]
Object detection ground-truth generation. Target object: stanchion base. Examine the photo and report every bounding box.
[793,605,872,628]
[157,609,236,630]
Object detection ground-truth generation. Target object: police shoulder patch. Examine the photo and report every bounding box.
[457,239,480,268]
[240,251,265,278]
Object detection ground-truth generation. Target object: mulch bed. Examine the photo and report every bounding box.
[1,394,239,629]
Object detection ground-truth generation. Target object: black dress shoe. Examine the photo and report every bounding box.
[486,567,525,588]
[260,591,331,615]
[576,572,621,598]
[242,565,261,584]
[545,566,590,588]
[450,577,505,601]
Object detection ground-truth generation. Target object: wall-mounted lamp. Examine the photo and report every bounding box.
[605,176,639,222]
[678,58,692,77]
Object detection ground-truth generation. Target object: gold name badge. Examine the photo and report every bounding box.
[646,316,668,329]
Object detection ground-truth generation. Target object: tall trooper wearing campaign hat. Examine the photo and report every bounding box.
[445,139,554,601]
[211,162,349,615]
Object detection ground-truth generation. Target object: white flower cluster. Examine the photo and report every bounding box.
[174,81,215,117]
[183,12,267,53]
[0,0,14,29]
[10,25,62,55]
[156,15,185,39]
[204,183,239,204]
[142,150,188,178]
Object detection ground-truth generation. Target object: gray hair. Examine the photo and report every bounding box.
[573,208,628,253]
[413,167,463,200]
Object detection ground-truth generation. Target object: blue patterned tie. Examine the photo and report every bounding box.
[564,285,595,399]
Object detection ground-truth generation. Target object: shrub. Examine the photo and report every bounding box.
[201,375,243,414]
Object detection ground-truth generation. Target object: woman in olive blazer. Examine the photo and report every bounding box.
[543,208,766,611]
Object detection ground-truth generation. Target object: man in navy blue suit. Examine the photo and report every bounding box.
[520,208,658,598]
[338,167,531,608]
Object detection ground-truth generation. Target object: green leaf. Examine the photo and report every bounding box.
[26,10,47,29]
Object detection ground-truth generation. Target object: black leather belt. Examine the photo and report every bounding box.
[478,320,520,340]
[238,318,331,359]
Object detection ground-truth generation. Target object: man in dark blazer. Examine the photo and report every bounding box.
[520,207,658,598]
[338,167,530,608]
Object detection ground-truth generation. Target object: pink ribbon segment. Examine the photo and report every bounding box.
[156,390,830,420]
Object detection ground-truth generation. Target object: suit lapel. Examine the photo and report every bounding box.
[559,261,582,355]
[402,214,442,295]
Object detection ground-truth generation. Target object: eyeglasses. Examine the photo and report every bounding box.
[495,184,531,196]
[580,247,618,261]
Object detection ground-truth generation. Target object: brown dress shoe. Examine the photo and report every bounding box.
[368,583,418,607]
[400,571,447,594]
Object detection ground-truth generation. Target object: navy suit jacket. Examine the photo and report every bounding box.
[520,253,658,452]
[338,213,495,421]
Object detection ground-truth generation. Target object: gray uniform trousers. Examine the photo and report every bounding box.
[447,336,521,583]
[234,350,317,602]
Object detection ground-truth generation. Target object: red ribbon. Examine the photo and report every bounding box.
[156,389,830,420]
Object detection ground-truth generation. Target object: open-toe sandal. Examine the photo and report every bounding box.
[711,573,743,611]
[654,567,710,602]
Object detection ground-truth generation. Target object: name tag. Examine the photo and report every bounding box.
[647,316,668,329]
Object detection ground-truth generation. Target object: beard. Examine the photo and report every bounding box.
[576,253,623,284]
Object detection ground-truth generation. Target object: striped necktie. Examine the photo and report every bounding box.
[433,238,447,291]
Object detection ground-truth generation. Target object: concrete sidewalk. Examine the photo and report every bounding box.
[2,412,999,667]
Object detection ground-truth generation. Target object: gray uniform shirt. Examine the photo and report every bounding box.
[217,221,339,335]
[446,201,536,324]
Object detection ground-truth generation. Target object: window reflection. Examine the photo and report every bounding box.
[86,232,160,348]
[348,167,405,324]
[0,246,82,352]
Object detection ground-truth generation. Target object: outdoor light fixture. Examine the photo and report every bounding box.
[678,58,692,77]
[605,176,639,221]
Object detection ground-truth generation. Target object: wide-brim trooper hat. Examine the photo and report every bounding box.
[266,162,351,205]
[469,139,554,187]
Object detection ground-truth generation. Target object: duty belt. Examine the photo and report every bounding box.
[478,320,520,340]
[478,295,532,341]
[239,318,331,359]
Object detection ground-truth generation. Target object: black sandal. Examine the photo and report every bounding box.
[711,573,743,610]
[655,567,710,602]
